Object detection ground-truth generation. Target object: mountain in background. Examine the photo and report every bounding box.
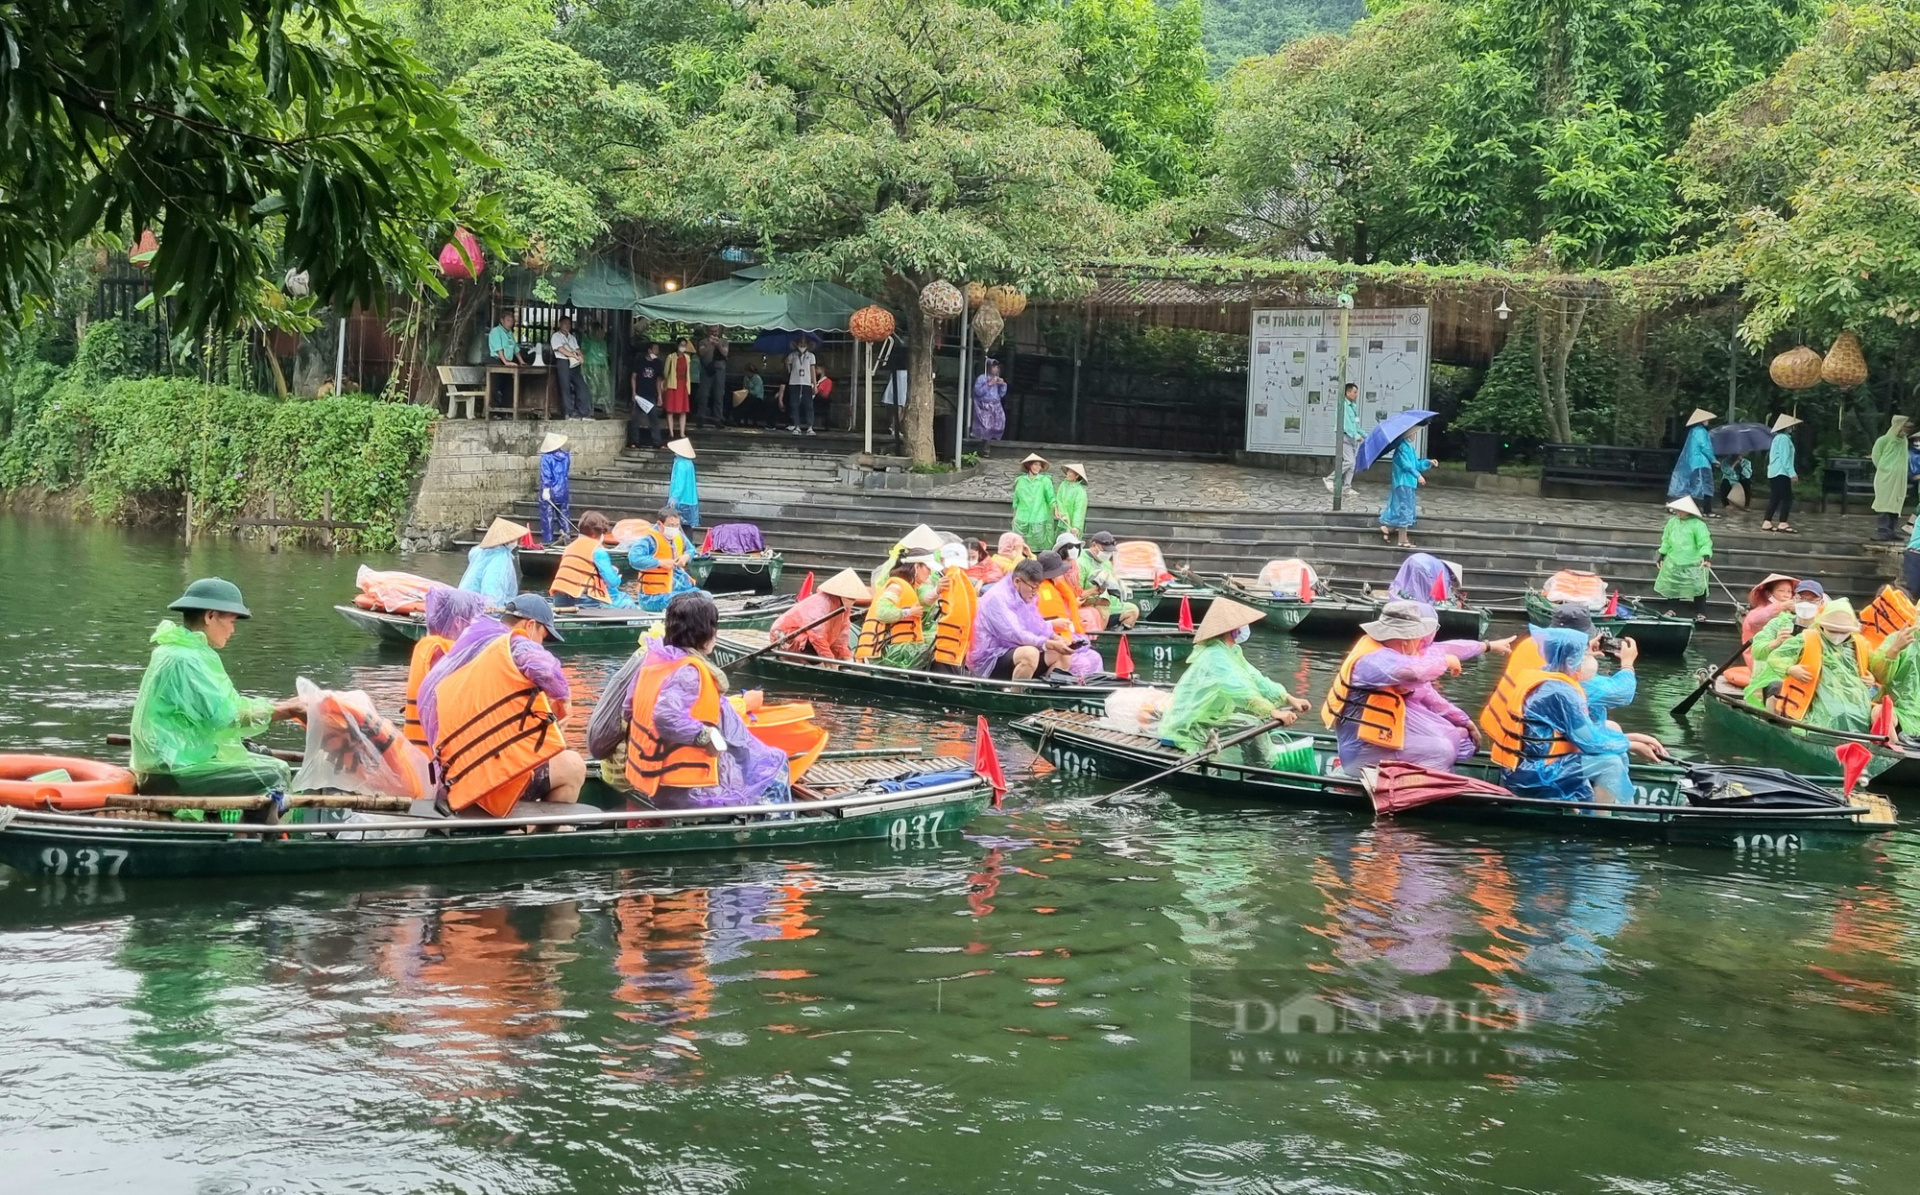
[1202,0,1365,67]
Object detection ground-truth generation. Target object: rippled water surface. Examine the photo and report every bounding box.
[2,514,1917,1193]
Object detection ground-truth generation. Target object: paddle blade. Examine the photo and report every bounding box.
[1365,761,1513,816]
[796,571,816,601]
[1835,742,1874,796]
[973,715,1007,807]
[1872,695,1897,738]
[1604,590,1620,617]
[1115,634,1134,681]
[1177,595,1194,631]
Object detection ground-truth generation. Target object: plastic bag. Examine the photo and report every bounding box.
[355,565,439,614]
[1101,688,1172,737]
[291,678,429,799]
[1543,570,1607,610]
[1114,541,1172,585]
[1255,558,1318,598]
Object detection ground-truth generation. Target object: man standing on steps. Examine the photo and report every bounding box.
[628,339,664,451]
[1324,382,1360,498]
[697,326,730,429]
[785,335,819,435]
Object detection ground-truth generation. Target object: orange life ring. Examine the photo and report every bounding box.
[0,754,136,811]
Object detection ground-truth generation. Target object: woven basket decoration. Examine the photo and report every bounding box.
[1769,345,1823,390]
[988,286,1028,318]
[1821,332,1868,388]
[849,305,896,342]
[919,280,964,320]
[964,281,989,309]
[972,300,1005,349]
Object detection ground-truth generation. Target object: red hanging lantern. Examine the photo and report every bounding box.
[129,230,159,269]
[438,228,484,280]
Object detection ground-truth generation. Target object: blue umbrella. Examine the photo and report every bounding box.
[1356,409,1438,474]
[1710,422,1772,455]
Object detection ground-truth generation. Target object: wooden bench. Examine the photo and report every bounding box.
[1541,443,1679,495]
[1821,456,1875,513]
[436,364,485,419]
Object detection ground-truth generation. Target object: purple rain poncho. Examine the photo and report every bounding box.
[1334,638,1485,776]
[417,619,568,748]
[628,643,790,809]
[424,586,487,640]
[968,575,1055,676]
[704,523,765,554]
[1388,552,1457,606]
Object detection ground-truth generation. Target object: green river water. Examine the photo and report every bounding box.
[1,513,1916,1193]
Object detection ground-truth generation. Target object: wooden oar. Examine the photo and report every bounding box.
[1669,633,1759,719]
[105,732,304,764]
[1087,720,1282,807]
[730,606,846,667]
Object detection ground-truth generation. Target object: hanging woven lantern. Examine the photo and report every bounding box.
[1821,331,1868,388]
[1769,345,1824,390]
[964,281,989,309]
[849,304,896,342]
[919,279,964,320]
[972,300,1005,349]
[521,237,550,274]
[437,228,484,280]
[988,286,1027,318]
[129,229,159,268]
[283,268,310,297]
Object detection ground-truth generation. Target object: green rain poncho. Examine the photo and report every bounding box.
[1011,471,1057,548]
[1744,623,1885,733]
[1883,637,1920,732]
[1873,417,1913,514]
[1057,478,1088,538]
[1749,608,1803,671]
[1653,514,1712,600]
[129,620,292,794]
[1159,637,1291,763]
[873,577,939,670]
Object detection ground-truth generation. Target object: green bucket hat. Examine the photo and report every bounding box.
[169,577,252,618]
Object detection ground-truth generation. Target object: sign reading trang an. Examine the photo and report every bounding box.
[1245,307,1431,456]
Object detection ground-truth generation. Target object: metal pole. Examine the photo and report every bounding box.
[863,341,873,455]
[1332,299,1350,512]
[1727,308,1739,423]
[1070,312,1082,443]
[334,309,347,397]
[956,303,970,467]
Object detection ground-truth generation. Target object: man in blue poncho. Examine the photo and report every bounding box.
[538,431,571,545]
[459,517,527,606]
[1667,407,1717,516]
[1479,627,1668,805]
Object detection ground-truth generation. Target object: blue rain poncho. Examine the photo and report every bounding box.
[459,544,520,606]
[539,447,571,542]
[1380,439,1433,529]
[129,621,293,795]
[670,457,700,527]
[1667,424,1714,504]
[1503,628,1635,804]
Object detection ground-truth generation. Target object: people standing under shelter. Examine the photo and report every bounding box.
[550,314,591,419]
[627,506,699,611]
[460,517,527,606]
[667,437,700,528]
[1762,413,1800,532]
[1653,496,1713,621]
[696,326,730,429]
[768,569,870,660]
[662,337,695,442]
[487,309,523,411]
[1667,408,1717,516]
[128,578,302,795]
[785,335,821,435]
[582,319,612,417]
[1160,599,1312,765]
[1322,600,1511,776]
[1011,453,1058,549]
[1872,414,1914,541]
[549,510,635,610]
[538,431,570,545]
[1378,431,1435,547]
[629,340,664,450]
[972,360,1008,442]
[1481,627,1667,805]
[1324,382,1361,497]
[968,559,1075,680]
[403,587,489,751]
[1745,599,1889,732]
[1057,463,1089,539]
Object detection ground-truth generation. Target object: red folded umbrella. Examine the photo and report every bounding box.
[1366,761,1516,816]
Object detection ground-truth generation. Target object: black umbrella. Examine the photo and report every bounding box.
[1711,422,1772,455]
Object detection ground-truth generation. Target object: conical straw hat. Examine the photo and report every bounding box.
[819,568,872,602]
[668,437,696,459]
[1193,597,1265,643]
[480,517,530,549]
[898,524,945,554]
[1685,408,1716,427]
[540,432,569,453]
[1020,453,1049,468]
[1770,413,1801,432]
[1062,461,1088,480]
[1666,495,1703,517]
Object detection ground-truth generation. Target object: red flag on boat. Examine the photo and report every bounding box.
[1177,595,1194,631]
[1871,695,1897,738]
[973,715,1007,807]
[1604,590,1620,617]
[520,532,536,548]
[1115,634,1134,680]
[796,571,816,601]
[1430,572,1449,602]
[1366,761,1515,816]
[701,529,715,553]
[1835,742,1874,796]
[1300,575,1314,603]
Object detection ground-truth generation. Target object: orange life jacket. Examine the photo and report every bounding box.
[855,576,925,659]
[1479,668,1581,770]
[1318,636,1407,749]
[931,571,979,667]
[1035,575,1087,634]
[550,534,611,603]
[1772,630,1874,721]
[624,654,723,795]
[1859,586,1917,648]
[402,633,454,749]
[1505,633,1545,678]
[634,528,680,596]
[432,634,563,816]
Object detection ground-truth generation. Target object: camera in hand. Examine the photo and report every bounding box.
[1596,633,1625,656]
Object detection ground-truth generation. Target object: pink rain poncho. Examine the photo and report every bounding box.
[1388,553,1459,606]
[1333,639,1485,776]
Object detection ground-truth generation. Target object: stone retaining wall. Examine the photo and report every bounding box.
[401,418,627,551]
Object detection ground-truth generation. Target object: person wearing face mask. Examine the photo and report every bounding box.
[1481,627,1669,804]
[1735,573,1800,681]
[968,559,1076,680]
[1160,599,1312,765]
[1501,605,1634,722]
[627,507,701,612]
[1322,600,1515,776]
[1745,599,1890,731]
[1750,580,1826,674]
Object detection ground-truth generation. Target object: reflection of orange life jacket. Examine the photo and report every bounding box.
[433,634,562,816]
[856,577,924,659]
[931,572,979,667]
[635,528,676,596]
[550,535,611,603]
[625,654,723,794]
[403,633,454,749]
[1479,668,1580,770]
[1773,630,1873,721]
[1859,585,1917,648]
[1318,636,1407,749]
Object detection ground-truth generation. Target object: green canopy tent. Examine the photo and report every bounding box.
[634,265,873,330]
[499,259,658,310]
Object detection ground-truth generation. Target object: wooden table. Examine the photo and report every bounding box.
[485,363,550,419]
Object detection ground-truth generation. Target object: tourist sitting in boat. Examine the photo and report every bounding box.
[963,537,1004,585]
[968,559,1076,680]
[625,592,792,810]
[1745,599,1891,732]
[1160,598,1310,765]
[1322,600,1510,776]
[1749,579,1825,675]
[928,543,980,676]
[1733,573,1800,682]
[869,524,947,593]
[989,530,1031,577]
[1388,552,1465,607]
[403,587,488,751]
[129,578,303,795]
[459,517,527,606]
[423,593,586,818]
[1032,550,1104,677]
[1510,605,1639,723]
[1481,627,1668,805]
[627,506,701,611]
[1042,533,1102,632]
[1653,496,1712,622]
[768,568,870,661]
[1874,621,1920,735]
[856,550,938,667]
[1081,531,1140,629]
[549,511,635,610]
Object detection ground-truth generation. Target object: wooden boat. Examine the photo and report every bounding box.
[0,751,992,880]
[1221,578,1490,640]
[336,592,795,650]
[710,628,1132,715]
[1702,678,1920,791]
[1012,710,1895,848]
[691,551,784,593]
[1523,591,1694,656]
[1141,578,1217,624]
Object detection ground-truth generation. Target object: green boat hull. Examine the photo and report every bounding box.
[1013,711,1892,849]
[1141,581,1216,624]
[1523,591,1695,656]
[1217,583,1315,632]
[337,595,795,650]
[691,552,784,593]
[1702,686,1920,792]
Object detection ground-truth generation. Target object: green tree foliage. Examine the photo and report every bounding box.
[673,0,1117,464]
[562,0,754,112]
[1202,0,1365,66]
[0,0,503,340]
[365,0,557,79]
